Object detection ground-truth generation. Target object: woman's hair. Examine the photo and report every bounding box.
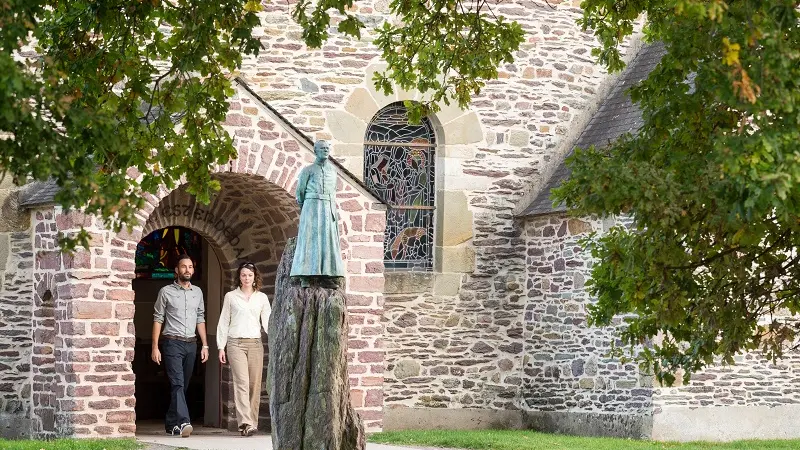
[234,261,262,291]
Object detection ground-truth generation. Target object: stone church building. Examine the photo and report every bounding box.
[2,0,800,442]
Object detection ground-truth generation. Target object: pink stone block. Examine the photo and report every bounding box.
[365,214,386,232]
[358,351,384,363]
[350,389,364,408]
[351,246,383,260]
[111,259,135,272]
[365,261,383,273]
[347,261,361,274]
[348,315,365,325]
[38,251,61,270]
[283,140,300,152]
[98,385,135,397]
[348,276,384,293]
[64,252,92,269]
[118,423,136,434]
[364,389,383,407]
[348,364,368,374]
[345,294,375,307]
[71,301,112,319]
[91,322,120,336]
[361,376,384,387]
[348,339,368,349]
[106,410,136,423]
[341,200,363,212]
[115,304,134,320]
[225,113,252,127]
[107,289,135,301]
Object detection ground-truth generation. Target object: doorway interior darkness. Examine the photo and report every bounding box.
[131,227,224,427]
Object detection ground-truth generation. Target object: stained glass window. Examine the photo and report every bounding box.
[135,226,202,279]
[364,102,436,271]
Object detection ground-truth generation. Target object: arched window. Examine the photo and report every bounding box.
[364,102,436,271]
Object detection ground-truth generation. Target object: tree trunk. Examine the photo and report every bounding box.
[268,238,365,450]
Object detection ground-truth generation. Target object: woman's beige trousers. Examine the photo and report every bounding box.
[227,338,264,429]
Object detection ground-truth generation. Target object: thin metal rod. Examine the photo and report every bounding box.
[387,205,435,210]
[364,141,436,149]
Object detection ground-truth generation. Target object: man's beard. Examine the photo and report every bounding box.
[179,273,192,281]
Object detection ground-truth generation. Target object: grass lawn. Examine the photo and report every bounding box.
[369,430,800,449]
[0,438,140,450]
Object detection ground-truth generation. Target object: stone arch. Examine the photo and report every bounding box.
[326,63,486,177]
[142,173,300,294]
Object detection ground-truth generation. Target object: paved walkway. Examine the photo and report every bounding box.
[136,423,444,450]
[139,437,438,450]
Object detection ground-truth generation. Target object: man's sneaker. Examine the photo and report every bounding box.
[180,422,193,437]
[167,426,181,436]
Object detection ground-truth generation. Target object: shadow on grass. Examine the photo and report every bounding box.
[369,430,800,450]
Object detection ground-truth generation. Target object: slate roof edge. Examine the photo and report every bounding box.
[233,77,386,207]
[513,35,651,219]
[19,180,59,208]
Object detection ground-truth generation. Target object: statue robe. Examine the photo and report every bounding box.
[290,159,345,277]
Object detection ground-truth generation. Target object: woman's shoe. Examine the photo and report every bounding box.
[244,424,257,437]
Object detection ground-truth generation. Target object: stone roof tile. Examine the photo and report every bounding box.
[19,179,60,208]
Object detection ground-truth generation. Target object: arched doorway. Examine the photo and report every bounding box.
[132,173,300,433]
[131,226,223,427]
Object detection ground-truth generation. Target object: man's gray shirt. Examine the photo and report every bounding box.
[153,281,205,339]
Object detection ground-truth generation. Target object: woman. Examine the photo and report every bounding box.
[217,262,271,437]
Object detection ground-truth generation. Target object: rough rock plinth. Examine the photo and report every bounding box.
[268,238,365,450]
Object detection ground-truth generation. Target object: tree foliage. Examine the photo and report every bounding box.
[554,0,800,384]
[0,0,524,249]
[1,0,263,250]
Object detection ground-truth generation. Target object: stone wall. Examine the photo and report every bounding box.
[29,207,139,438]
[522,212,800,440]
[233,0,643,422]
[382,271,523,413]
[650,345,800,440]
[655,352,800,408]
[523,214,653,437]
[0,183,34,438]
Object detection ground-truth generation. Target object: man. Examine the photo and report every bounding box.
[152,254,209,437]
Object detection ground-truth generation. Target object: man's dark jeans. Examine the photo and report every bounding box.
[162,339,196,431]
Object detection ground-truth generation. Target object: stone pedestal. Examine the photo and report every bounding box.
[268,238,365,450]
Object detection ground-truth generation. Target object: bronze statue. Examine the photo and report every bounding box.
[290,140,345,287]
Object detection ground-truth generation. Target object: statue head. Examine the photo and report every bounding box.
[314,140,331,162]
